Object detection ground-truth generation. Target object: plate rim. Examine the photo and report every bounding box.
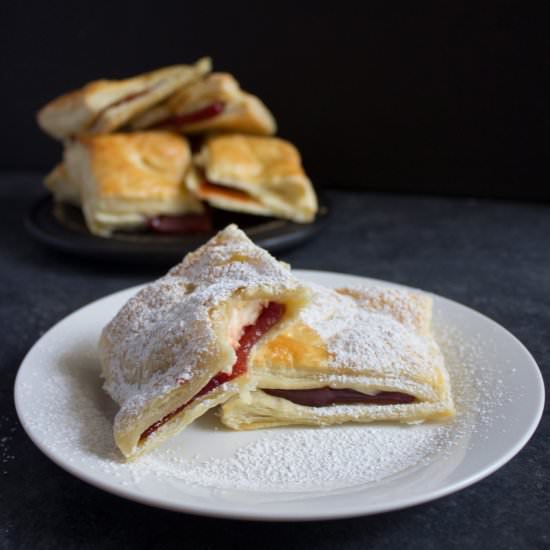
[13,270,546,521]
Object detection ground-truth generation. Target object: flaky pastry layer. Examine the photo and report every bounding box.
[99,225,309,458]
[221,284,455,430]
[63,131,203,236]
[130,72,276,135]
[37,58,211,139]
[187,134,318,223]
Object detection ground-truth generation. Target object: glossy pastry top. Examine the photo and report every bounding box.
[66,132,192,200]
[197,134,306,185]
[37,58,211,139]
[187,133,318,223]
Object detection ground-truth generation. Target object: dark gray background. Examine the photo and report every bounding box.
[1,2,542,198]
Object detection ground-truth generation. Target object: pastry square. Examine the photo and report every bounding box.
[37,58,211,140]
[186,134,318,223]
[221,284,455,429]
[130,72,276,135]
[63,132,204,236]
[99,225,310,458]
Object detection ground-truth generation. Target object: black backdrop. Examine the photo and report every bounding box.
[1,2,542,199]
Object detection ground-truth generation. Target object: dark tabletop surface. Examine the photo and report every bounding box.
[1,173,548,549]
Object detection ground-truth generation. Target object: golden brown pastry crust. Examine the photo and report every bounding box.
[187,134,318,223]
[37,58,211,140]
[99,225,310,458]
[64,132,203,236]
[130,72,276,135]
[221,284,455,430]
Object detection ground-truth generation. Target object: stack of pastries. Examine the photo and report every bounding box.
[37,58,318,237]
[100,225,455,459]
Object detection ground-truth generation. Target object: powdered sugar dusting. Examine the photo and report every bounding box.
[433,318,509,446]
[300,284,439,391]
[99,224,302,452]
[120,424,451,491]
[0,416,17,476]
[17,291,512,495]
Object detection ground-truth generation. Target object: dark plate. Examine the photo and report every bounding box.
[25,195,329,264]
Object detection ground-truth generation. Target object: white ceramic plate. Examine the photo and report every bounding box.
[14,270,544,521]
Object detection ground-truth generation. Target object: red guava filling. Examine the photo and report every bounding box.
[146,211,212,234]
[139,302,285,443]
[155,101,225,129]
[262,387,417,407]
[109,89,150,109]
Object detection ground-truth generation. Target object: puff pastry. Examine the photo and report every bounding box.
[186,134,318,223]
[37,58,211,140]
[130,72,276,135]
[221,284,455,429]
[63,131,204,236]
[99,225,310,458]
[45,162,80,207]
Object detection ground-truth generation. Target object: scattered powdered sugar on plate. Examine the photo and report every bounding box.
[120,424,451,491]
[0,415,17,475]
[433,318,510,446]
[17,303,509,494]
